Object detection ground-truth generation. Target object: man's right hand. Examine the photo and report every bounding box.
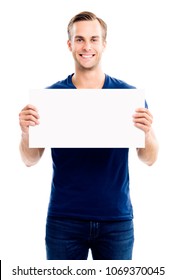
[19,104,44,166]
[19,104,40,134]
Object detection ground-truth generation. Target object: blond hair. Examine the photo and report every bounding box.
[67,11,107,40]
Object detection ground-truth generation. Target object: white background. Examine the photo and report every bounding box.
[0,0,174,269]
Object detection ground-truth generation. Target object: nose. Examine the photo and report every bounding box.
[83,41,92,51]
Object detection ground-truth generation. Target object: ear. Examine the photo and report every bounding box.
[67,40,72,51]
[102,40,107,51]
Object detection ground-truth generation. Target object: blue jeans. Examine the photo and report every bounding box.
[45,217,134,260]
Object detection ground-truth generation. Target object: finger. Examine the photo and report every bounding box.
[19,114,40,125]
[133,111,153,124]
[19,106,40,124]
[19,119,37,127]
[19,104,39,117]
[133,114,153,126]
[19,109,39,119]
[19,111,40,121]
[19,112,40,129]
[22,104,38,112]
[133,117,152,127]
[134,108,153,119]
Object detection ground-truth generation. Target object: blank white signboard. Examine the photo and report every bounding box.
[29,89,145,148]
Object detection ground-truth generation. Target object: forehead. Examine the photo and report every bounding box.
[71,19,103,38]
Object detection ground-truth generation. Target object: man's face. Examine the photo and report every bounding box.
[67,19,106,71]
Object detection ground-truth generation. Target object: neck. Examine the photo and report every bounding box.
[72,69,105,89]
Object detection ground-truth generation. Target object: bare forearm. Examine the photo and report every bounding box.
[19,133,44,167]
[137,128,159,166]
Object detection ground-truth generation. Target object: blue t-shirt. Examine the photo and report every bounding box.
[47,74,137,221]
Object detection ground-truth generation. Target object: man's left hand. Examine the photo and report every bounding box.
[133,108,153,134]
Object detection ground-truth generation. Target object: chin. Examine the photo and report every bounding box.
[79,62,98,70]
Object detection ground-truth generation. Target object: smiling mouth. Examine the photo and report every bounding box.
[80,54,95,58]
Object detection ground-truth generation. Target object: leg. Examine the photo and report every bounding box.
[91,220,134,260]
[45,217,89,260]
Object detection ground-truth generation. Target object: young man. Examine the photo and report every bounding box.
[19,11,159,260]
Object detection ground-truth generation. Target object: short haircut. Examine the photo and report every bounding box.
[67,11,107,41]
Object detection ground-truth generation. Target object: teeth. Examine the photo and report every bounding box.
[81,55,93,58]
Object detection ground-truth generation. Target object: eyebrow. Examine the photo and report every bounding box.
[74,35,100,39]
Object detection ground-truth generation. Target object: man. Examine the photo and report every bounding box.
[19,11,159,260]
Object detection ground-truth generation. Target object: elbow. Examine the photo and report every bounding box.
[25,163,34,167]
[148,154,159,166]
[21,156,38,167]
[145,148,159,166]
[137,146,159,166]
[139,156,157,166]
[149,143,159,166]
[146,158,157,166]
[24,159,38,167]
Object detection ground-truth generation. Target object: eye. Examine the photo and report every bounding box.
[91,38,99,43]
[76,38,83,42]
